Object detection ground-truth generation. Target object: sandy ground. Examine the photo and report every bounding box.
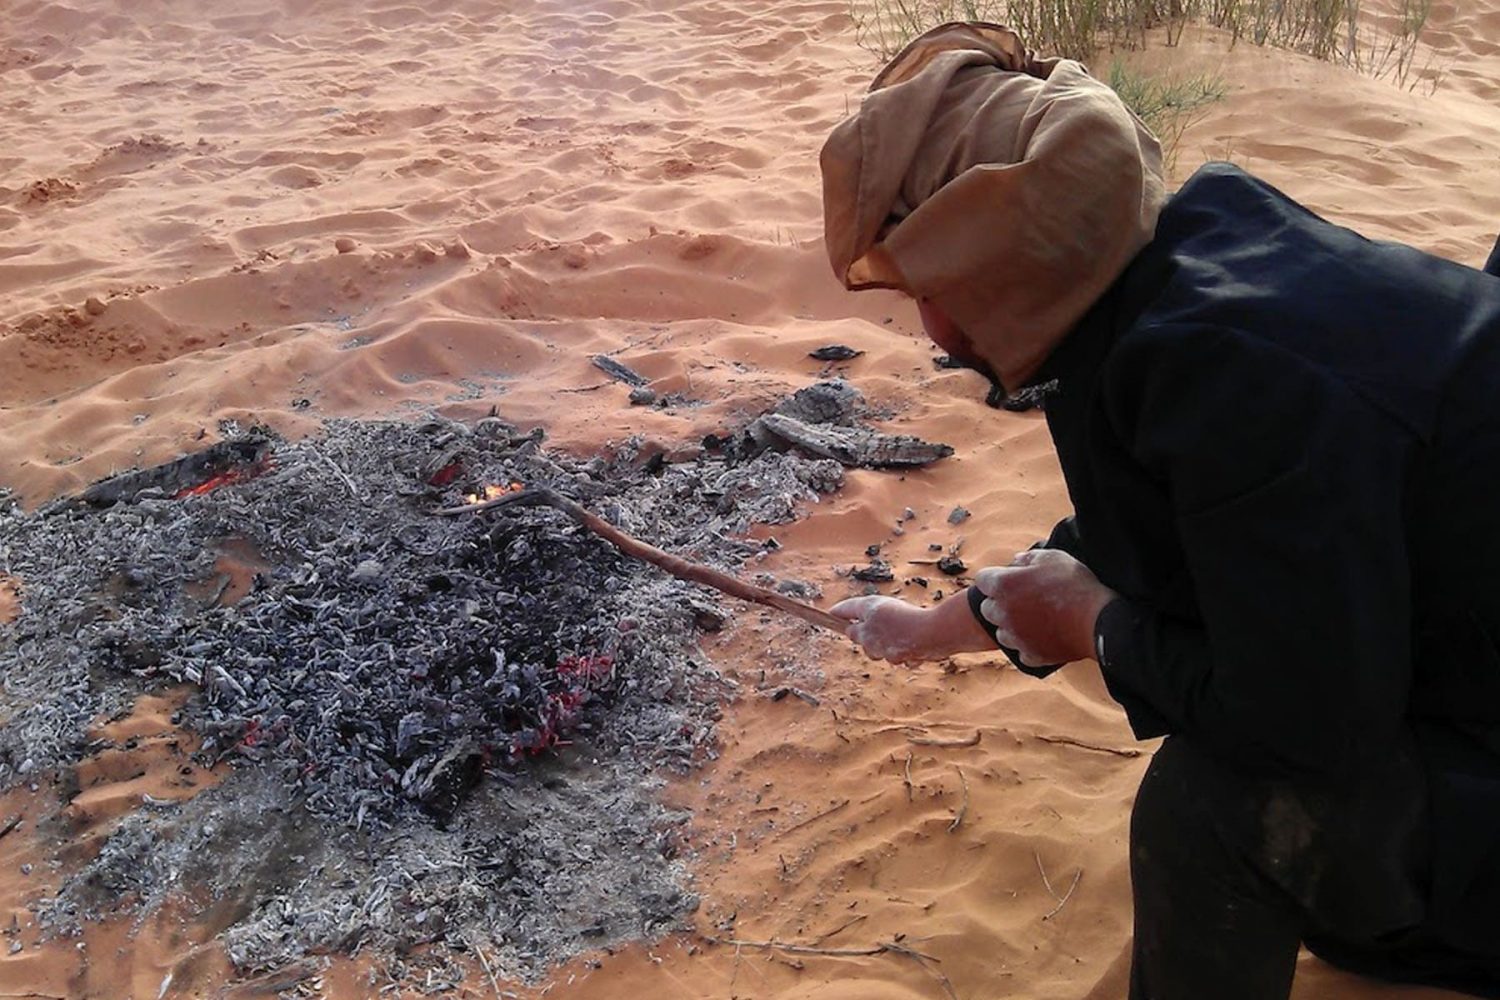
[2,0,1498,996]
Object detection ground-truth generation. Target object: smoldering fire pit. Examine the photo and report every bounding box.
[0,411,855,982]
[0,381,951,986]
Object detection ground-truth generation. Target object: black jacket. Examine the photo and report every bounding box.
[1018,162,1500,942]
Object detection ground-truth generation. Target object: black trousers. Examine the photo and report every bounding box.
[1128,737,1500,1000]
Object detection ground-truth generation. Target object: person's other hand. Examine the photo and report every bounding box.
[831,596,950,664]
[973,550,1117,667]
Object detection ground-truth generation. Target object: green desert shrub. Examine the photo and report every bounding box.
[850,0,1433,85]
[1107,59,1226,170]
[846,0,1433,164]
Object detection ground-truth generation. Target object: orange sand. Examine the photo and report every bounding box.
[1,0,1497,996]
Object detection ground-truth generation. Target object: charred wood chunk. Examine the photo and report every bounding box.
[852,561,894,583]
[999,379,1060,412]
[937,554,967,576]
[774,577,821,600]
[69,436,274,509]
[755,413,952,469]
[772,379,863,425]
[684,598,728,632]
[402,741,485,824]
[808,345,864,362]
[591,354,649,387]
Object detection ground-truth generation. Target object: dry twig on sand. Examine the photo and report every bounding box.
[1034,849,1084,921]
[813,913,868,945]
[947,766,969,833]
[777,798,850,838]
[908,730,981,748]
[705,935,958,1000]
[1035,734,1142,758]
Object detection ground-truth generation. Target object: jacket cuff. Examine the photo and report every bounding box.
[1093,597,1173,739]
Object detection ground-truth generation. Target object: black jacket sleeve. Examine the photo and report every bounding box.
[1093,323,1415,779]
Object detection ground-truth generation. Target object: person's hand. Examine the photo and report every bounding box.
[973,550,1117,667]
[831,596,954,665]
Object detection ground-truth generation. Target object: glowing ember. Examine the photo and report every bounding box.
[427,460,464,487]
[172,456,274,499]
[463,481,524,504]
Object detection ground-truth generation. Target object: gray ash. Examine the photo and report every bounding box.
[0,416,842,979]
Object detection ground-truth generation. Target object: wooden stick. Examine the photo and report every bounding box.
[436,487,849,634]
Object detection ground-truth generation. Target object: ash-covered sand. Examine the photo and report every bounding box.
[0,413,843,979]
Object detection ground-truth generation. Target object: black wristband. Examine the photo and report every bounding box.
[966,585,1001,644]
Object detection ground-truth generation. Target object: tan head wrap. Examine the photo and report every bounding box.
[820,22,1166,387]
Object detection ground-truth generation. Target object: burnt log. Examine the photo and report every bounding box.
[753,413,952,469]
[591,354,649,387]
[61,436,274,510]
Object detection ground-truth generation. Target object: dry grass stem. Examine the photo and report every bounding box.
[1035,733,1143,757]
[908,730,982,748]
[471,940,502,997]
[947,766,970,833]
[706,936,958,1000]
[778,798,851,837]
[1034,849,1084,920]
[813,913,870,944]
[1044,869,1084,920]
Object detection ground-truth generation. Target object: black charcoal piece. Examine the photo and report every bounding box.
[852,562,894,583]
[807,345,864,362]
[591,354,649,386]
[937,554,967,576]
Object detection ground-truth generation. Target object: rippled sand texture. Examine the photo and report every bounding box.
[2,0,1498,996]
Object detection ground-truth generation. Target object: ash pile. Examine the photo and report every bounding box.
[0,410,854,982]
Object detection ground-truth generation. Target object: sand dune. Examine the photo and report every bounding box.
[1,0,1497,996]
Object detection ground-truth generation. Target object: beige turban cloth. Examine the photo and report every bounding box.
[820,22,1167,387]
